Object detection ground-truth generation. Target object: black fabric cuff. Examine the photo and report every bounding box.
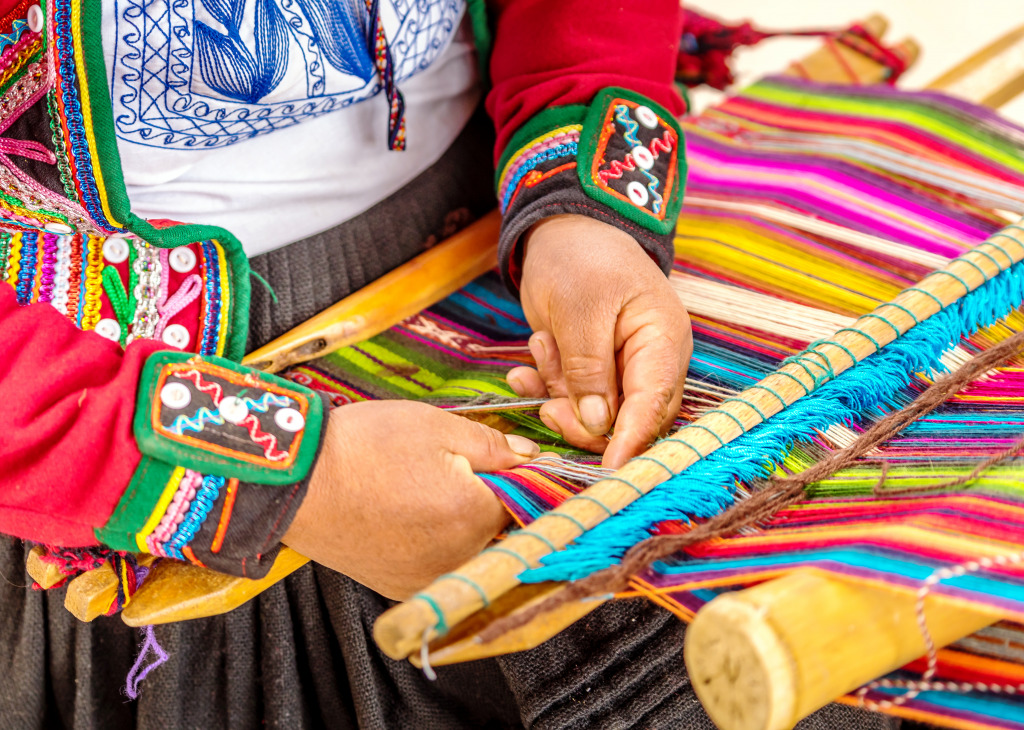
[494,87,685,292]
[498,173,676,292]
[185,392,332,579]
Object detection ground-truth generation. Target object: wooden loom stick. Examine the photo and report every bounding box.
[101,16,915,628]
[242,209,501,374]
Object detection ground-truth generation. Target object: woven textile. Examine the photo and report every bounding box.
[284,77,1024,729]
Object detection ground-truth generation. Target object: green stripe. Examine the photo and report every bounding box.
[94,457,176,551]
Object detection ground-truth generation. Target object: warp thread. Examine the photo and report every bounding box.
[479,327,1024,643]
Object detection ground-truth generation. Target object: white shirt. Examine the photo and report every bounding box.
[103,0,480,256]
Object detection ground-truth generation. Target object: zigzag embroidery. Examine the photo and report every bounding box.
[240,414,290,462]
[598,155,636,184]
[598,129,676,185]
[614,104,641,147]
[641,168,664,214]
[167,392,293,436]
[649,130,675,157]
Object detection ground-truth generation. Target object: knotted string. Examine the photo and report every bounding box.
[124,624,169,700]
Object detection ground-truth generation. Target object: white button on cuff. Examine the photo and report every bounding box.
[275,408,305,433]
[44,221,74,235]
[635,105,659,129]
[626,181,650,207]
[160,382,191,410]
[94,318,121,342]
[631,145,655,170]
[161,323,191,350]
[102,237,130,264]
[219,396,250,425]
[27,4,43,33]
[169,247,197,273]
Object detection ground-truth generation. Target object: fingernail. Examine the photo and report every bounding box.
[579,395,610,435]
[528,335,546,367]
[505,434,540,458]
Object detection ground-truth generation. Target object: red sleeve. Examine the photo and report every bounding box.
[485,0,686,163]
[0,283,163,546]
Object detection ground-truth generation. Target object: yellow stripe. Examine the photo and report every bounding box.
[5,232,21,287]
[135,467,186,552]
[213,240,230,356]
[69,0,124,229]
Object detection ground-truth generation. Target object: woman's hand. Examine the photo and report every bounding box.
[509,214,692,469]
[283,400,538,599]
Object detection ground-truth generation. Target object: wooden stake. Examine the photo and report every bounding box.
[26,546,69,590]
[685,572,1000,730]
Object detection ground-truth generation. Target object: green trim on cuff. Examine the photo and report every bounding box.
[576,87,687,236]
[134,351,324,485]
[95,457,177,551]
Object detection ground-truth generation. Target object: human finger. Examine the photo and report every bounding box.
[551,304,620,436]
[507,366,548,398]
[528,331,568,398]
[440,412,541,472]
[603,320,692,469]
[539,397,610,454]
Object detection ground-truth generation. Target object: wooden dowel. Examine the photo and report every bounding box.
[120,547,309,626]
[65,555,157,622]
[243,209,500,373]
[26,546,69,590]
[374,222,1024,660]
[685,572,1001,730]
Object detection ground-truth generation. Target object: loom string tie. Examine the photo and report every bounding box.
[419,628,437,681]
[482,545,534,570]
[413,592,449,636]
[855,548,1024,710]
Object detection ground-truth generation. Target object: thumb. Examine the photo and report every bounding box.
[557,310,619,436]
[442,414,540,473]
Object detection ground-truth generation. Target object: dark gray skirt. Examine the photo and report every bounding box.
[0,109,899,730]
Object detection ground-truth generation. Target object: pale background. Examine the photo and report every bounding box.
[686,1,1024,122]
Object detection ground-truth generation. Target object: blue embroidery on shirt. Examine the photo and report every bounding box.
[112,0,463,149]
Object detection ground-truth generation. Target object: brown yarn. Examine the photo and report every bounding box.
[478,327,1024,644]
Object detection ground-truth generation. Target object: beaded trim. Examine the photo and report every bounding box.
[497,124,582,212]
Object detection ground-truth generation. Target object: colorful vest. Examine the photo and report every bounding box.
[1,0,256,361]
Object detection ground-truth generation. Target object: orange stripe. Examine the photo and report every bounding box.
[210,478,239,553]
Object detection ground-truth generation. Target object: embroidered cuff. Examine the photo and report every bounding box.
[495,88,686,290]
[95,352,327,578]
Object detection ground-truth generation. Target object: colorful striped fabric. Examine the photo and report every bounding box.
[284,77,1024,729]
